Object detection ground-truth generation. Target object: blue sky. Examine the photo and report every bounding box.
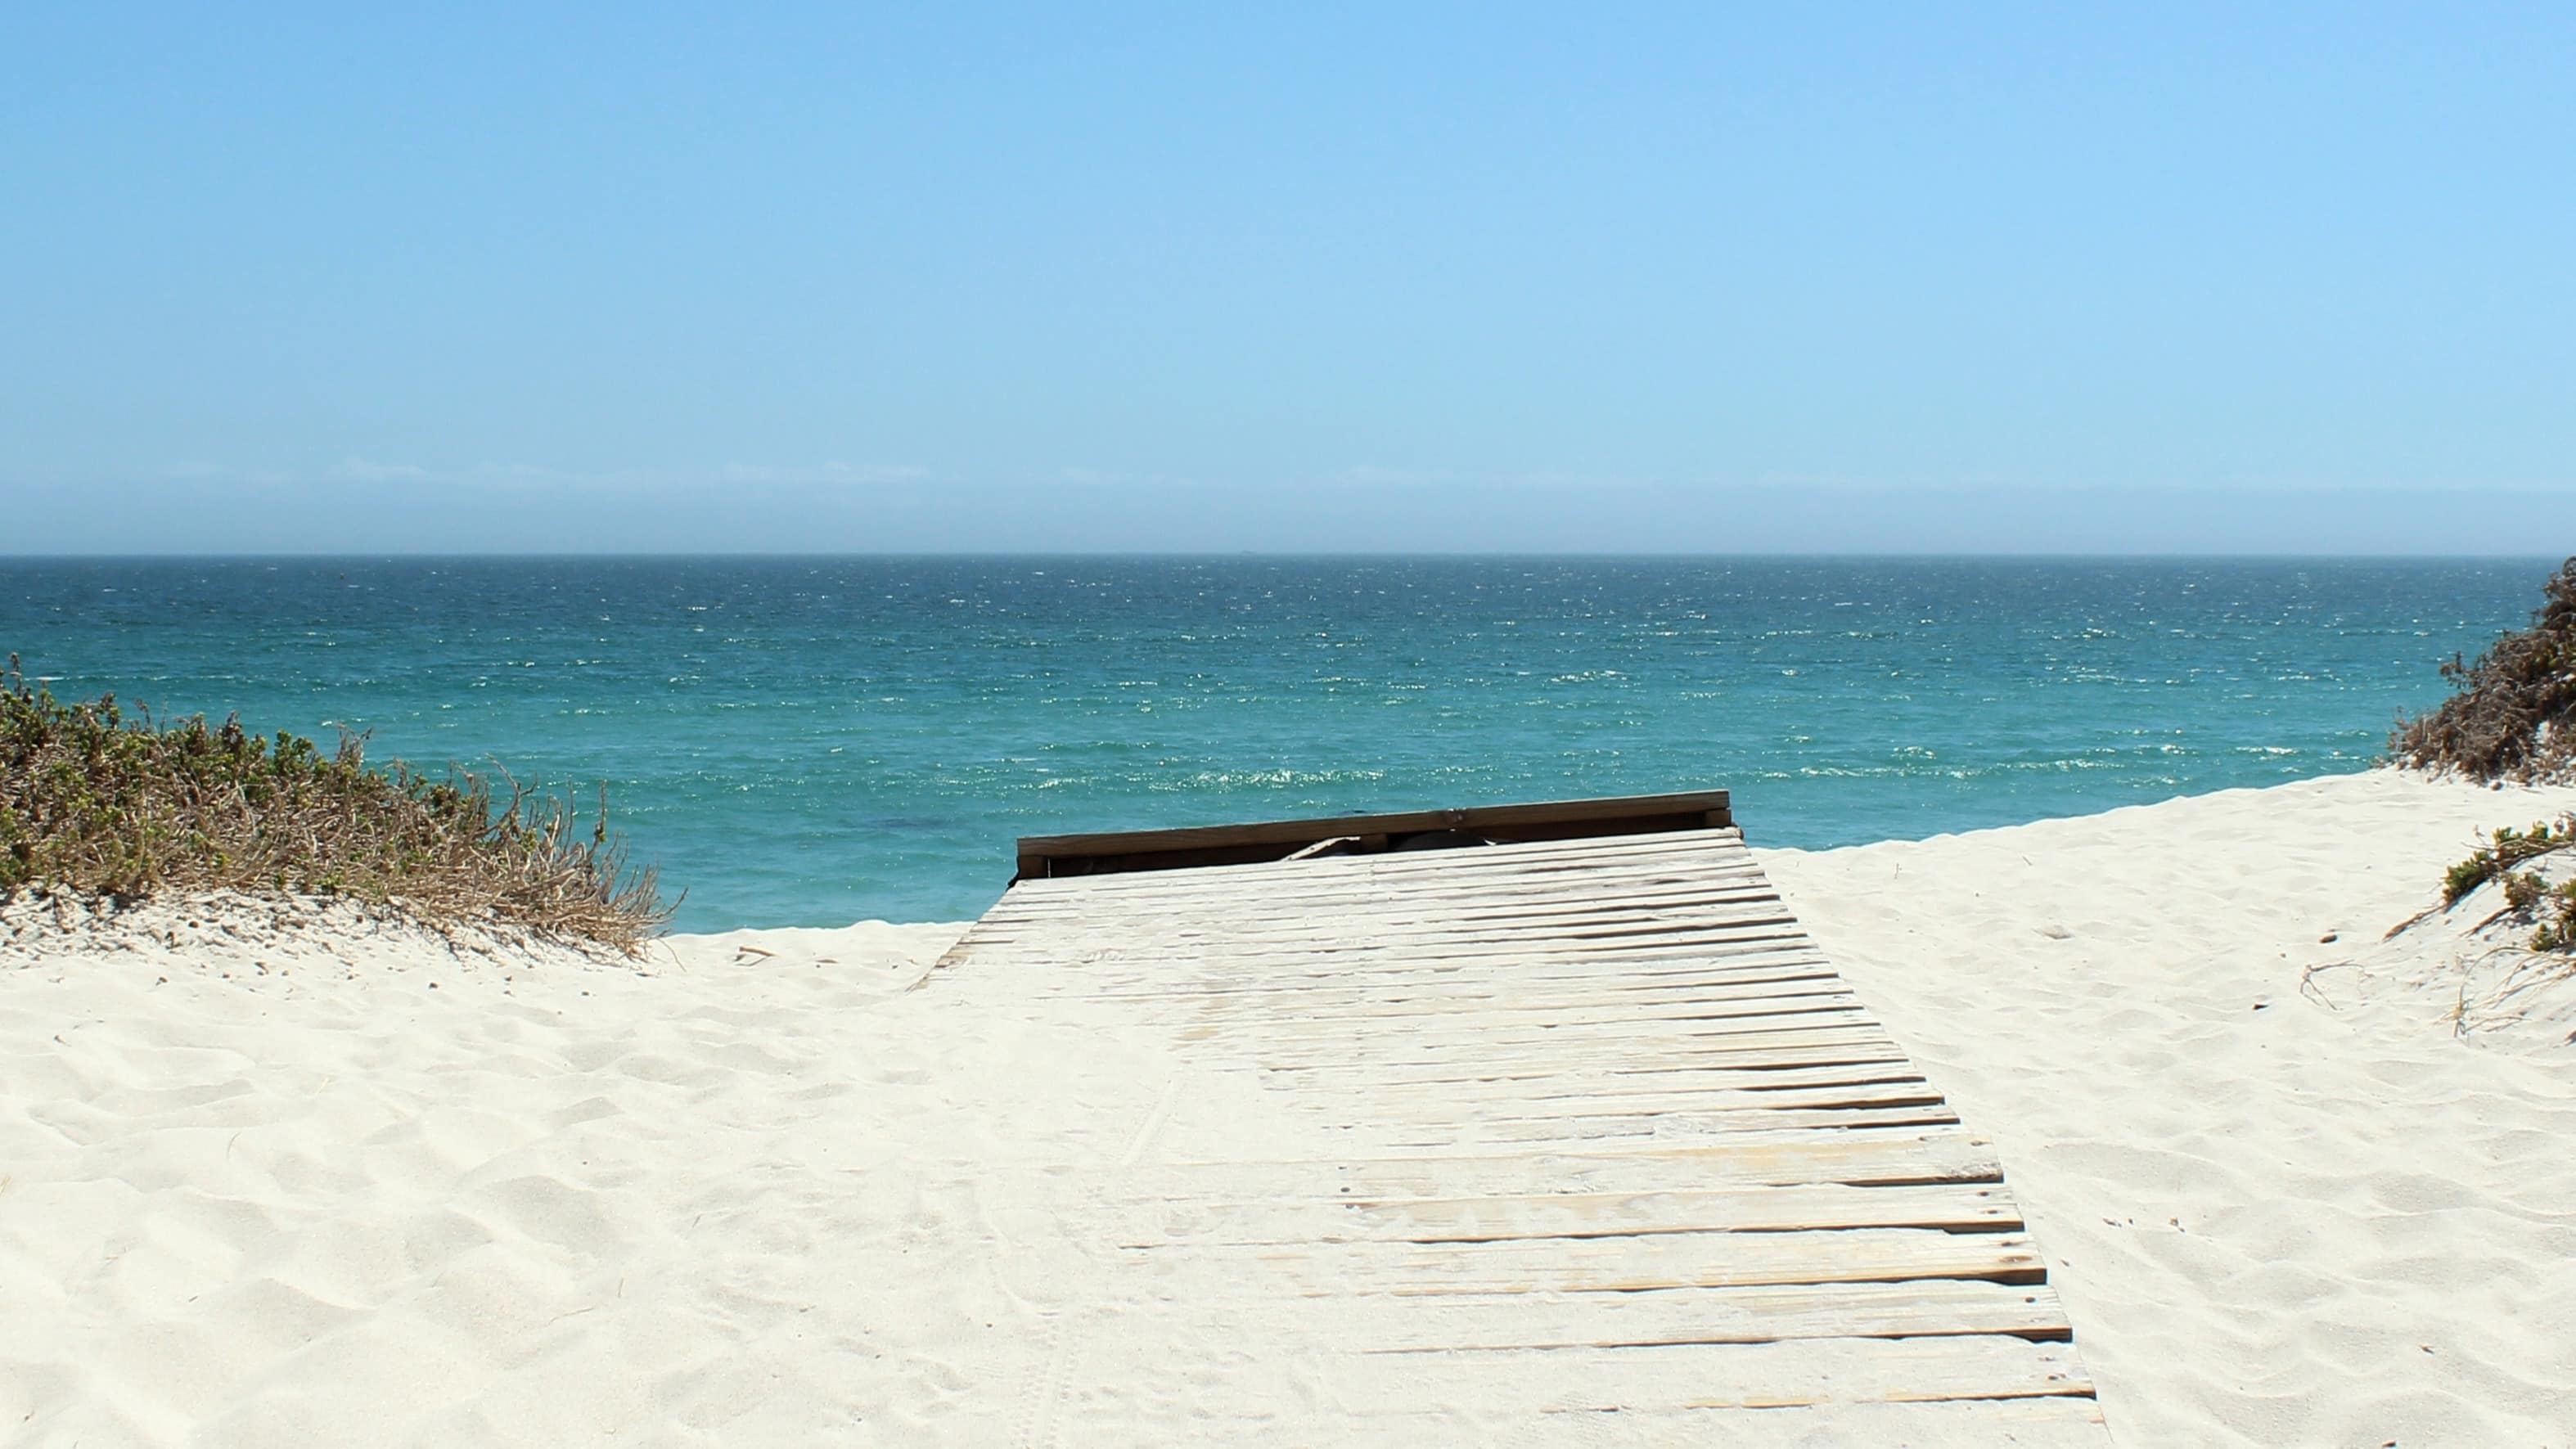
[5,4,2570,552]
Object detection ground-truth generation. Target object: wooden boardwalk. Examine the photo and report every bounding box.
[943,823,2110,1443]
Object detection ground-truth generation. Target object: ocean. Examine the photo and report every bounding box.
[1,556,2548,929]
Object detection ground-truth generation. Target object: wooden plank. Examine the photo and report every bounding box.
[1124,1181,2021,1246]
[1182,1003,1881,1057]
[1367,1337,2092,1413]
[1106,877,1785,912]
[1030,962,1847,1006]
[968,906,1813,952]
[1020,819,1732,880]
[1115,1131,2007,1199]
[1327,1080,1958,1123]
[1072,944,1835,994]
[1068,1336,2089,1415]
[1350,1102,1963,1147]
[1200,987,1865,1027]
[1088,985,1859,1024]
[1231,1023,1910,1073]
[1011,949,1844,998]
[993,934,1835,982]
[1145,1226,2049,1296]
[973,854,1782,911]
[980,902,1806,943]
[969,923,1822,964]
[1164,981,1864,1028]
[1068,1277,2065,1349]
[996,855,1769,913]
[1342,1078,1948,1122]
[1017,790,1733,861]
[1174,1009,1876,1049]
[1014,820,1750,881]
[1007,828,1757,893]
[1272,1074,1948,1118]
[973,893,1799,942]
[988,842,1771,901]
[1224,1049,1921,1091]
[968,905,1808,954]
[966,906,1805,952]
[1051,1397,2110,1449]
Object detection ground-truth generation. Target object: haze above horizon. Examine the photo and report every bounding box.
[7,5,2571,555]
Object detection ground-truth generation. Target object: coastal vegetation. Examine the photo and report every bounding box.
[2397,558,2576,955]
[2439,817,2576,904]
[2389,556,2576,784]
[0,657,670,952]
[2435,817,2576,956]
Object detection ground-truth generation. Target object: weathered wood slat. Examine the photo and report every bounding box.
[1170,981,1865,1028]
[972,902,1806,941]
[981,875,1786,925]
[1251,1339,2092,1414]
[1031,964,1847,1006]
[1124,1181,2021,1246]
[1229,1023,1912,1073]
[1143,1226,2049,1295]
[1115,1131,2008,1199]
[1178,1006,1886,1061]
[1002,937,1835,983]
[1014,955,1846,1005]
[966,902,1810,952]
[967,916,1810,959]
[1172,996,1869,1041]
[1272,1073,1946,1116]
[1353,1101,1964,1146]
[986,870,1774,911]
[997,883,1784,927]
[1219,1051,1922,1093]
[976,943,1835,989]
[1065,1277,2065,1349]
[1052,1397,2111,1449]
[1236,1066,1939,1109]
[997,855,1762,900]
[1337,1077,1947,1121]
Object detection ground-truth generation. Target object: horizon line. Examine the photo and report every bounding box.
[0,549,2564,564]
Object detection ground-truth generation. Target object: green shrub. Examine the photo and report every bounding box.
[2390,556,2576,784]
[0,656,670,952]
[2439,817,2576,903]
[2532,881,2576,953]
[2437,816,2576,956]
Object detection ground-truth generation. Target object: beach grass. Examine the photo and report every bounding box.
[0,656,669,952]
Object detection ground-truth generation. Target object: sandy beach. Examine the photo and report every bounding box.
[1763,770,2576,1447]
[20,4,2569,1439]
[7,768,2576,1445]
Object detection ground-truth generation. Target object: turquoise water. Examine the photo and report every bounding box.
[0,556,2547,929]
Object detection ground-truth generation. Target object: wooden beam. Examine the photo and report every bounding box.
[1016,788,1734,879]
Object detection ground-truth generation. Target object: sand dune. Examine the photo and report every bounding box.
[5,770,2574,1443]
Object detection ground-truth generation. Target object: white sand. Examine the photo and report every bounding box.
[1760,769,2576,1447]
[4,768,2574,1444]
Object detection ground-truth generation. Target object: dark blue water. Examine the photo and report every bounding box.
[0,556,2544,928]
